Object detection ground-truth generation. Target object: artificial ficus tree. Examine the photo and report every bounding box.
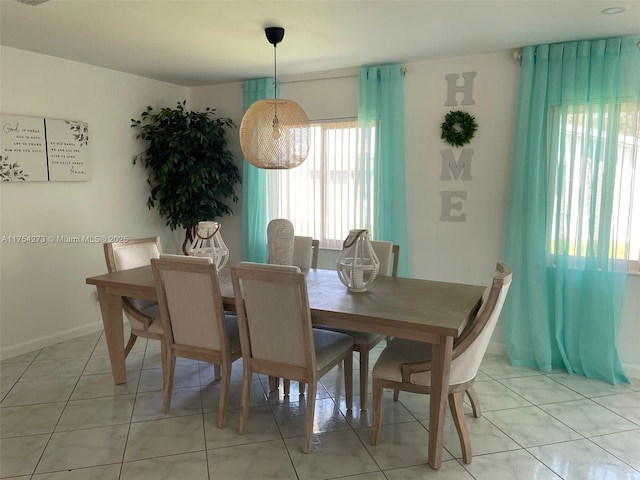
[131,101,241,254]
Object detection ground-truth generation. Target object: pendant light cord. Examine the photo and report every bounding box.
[273,44,278,100]
[272,43,279,126]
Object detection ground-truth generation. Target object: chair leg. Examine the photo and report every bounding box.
[213,364,222,381]
[303,381,317,453]
[371,377,383,445]
[124,333,137,357]
[161,354,176,415]
[466,386,481,418]
[238,366,252,434]
[269,376,279,392]
[359,349,368,410]
[449,391,472,463]
[344,352,353,411]
[217,362,231,428]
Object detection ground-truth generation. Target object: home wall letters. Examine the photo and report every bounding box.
[440,71,476,222]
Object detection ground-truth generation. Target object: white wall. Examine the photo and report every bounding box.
[0,47,188,359]
[190,83,245,263]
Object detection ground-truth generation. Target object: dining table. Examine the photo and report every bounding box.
[86,264,485,469]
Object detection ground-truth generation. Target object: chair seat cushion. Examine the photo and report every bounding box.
[373,338,432,385]
[312,328,354,372]
[127,296,157,312]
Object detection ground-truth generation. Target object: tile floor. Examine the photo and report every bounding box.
[1,329,639,479]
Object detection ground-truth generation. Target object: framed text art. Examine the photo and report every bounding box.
[1,114,89,182]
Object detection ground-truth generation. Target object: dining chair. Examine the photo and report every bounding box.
[268,233,320,393]
[316,240,399,410]
[267,218,294,265]
[292,235,320,269]
[230,262,354,453]
[151,254,242,427]
[370,263,512,463]
[103,236,163,357]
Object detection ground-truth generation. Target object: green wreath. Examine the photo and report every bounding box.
[440,110,478,147]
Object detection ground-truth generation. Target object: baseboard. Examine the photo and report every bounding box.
[487,341,640,382]
[0,321,104,361]
[622,364,640,380]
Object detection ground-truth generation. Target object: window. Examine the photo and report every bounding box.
[271,119,376,249]
[548,103,639,271]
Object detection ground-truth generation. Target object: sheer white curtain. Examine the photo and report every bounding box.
[274,120,365,249]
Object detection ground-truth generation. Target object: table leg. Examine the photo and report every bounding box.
[428,335,453,469]
[96,287,126,384]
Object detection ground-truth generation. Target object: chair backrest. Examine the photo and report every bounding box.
[449,263,512,385]
[151,254,231,354]
[267,219,294,265]
[231,262,316,374]
[104,236,162,273]
[104,237,162,313]
[391,244,400,278]
[311,239,320,269]
[292,236,320,269]
[371,241,399,278]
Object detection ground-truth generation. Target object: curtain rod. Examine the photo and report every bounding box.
[281,67,408,85]
[248,66,408,86]
[512,41,640,62]
[279,71,357,85]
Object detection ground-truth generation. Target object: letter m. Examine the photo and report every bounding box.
[440,149,473,181]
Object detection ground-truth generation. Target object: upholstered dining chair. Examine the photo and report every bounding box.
[230,262,354,453]
[103,237,163,357]
[268,233,320,393]
[316,240,399,410]
[292,235,320,269]
[151,254,241,427]
[370,263,512,463]
[267,218,295,265]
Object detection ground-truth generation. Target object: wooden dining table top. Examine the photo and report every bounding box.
[86,264,485,343]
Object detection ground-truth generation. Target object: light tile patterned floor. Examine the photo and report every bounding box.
[1,330,639,480]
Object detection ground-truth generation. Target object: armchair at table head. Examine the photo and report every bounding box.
[370,263,512,463]
[230,261,354,453]
[103,236,163,356]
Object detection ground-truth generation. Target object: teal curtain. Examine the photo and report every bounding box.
[504,37,640,384]
[358,64,410,277]
[241,78,276,262]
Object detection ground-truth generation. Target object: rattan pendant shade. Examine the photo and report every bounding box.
[240,99,310,169]
[239,27,311,170]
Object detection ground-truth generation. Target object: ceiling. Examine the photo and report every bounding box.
[1,1,639,87]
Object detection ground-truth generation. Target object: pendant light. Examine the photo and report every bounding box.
[239,27,311,169]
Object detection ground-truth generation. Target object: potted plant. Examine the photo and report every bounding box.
[131,101,241,254]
